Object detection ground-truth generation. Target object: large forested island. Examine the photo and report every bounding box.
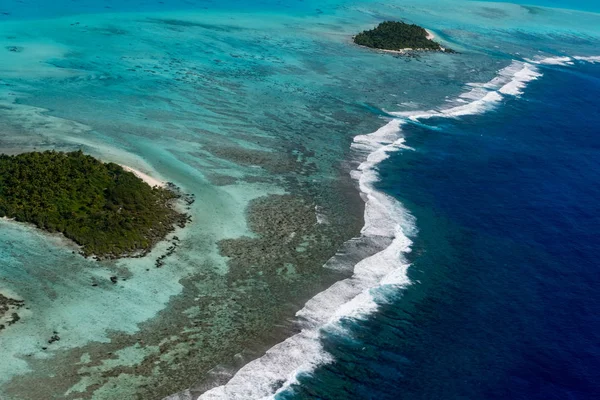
[0,151,187,259]
[354,21,449,52]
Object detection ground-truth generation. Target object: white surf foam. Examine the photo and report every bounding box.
[188,59,545,400]
[525,56,574,66]
[573,56,600,64]
[392,61,542,122]
[525,55,600,66]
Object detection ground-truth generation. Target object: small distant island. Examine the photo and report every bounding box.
[354,21,452,53]
[0,151,188,259]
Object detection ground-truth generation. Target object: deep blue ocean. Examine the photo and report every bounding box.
[280,64,600,399]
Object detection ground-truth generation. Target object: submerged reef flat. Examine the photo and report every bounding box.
[354,21,452,53]
[0,150,187,259]
[3,184,365,400]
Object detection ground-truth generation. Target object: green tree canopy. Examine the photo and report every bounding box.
[0,150,186,258]
[354,21,442,51]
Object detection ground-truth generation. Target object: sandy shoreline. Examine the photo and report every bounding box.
[426,28,435,40]
[119,164,166,188]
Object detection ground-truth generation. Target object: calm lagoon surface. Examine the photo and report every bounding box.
[0,1,598,400]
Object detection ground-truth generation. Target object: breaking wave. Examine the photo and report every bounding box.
[525,55,600,66]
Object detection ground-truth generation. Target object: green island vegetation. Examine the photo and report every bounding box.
[0,150,188,259]
[354,21,450,52]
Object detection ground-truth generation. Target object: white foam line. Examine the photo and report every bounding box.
[525,56,574,66]
[498,63,542,96]
[392,61,542,122]
[573,56,600,64]
[189,58,559,400]
[525,55,600,66]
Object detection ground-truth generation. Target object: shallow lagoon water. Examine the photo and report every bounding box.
[0,1,598,399]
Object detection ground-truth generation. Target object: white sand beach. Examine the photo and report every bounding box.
[120,164,166,188]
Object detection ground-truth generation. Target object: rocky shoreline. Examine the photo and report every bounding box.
[86,182,194,261]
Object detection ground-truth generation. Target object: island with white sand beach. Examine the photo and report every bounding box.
[0,150,188,259]
[354,21,454,54]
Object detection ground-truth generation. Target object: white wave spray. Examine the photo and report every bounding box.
[175,59,546,400]
[525,55,600,66]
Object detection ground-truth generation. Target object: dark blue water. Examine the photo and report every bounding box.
[281,63,600,399]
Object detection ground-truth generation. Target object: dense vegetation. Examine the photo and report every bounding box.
[354,21,443,51]
[0,151,186,259]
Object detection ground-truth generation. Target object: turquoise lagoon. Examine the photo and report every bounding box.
[0,1,598,399]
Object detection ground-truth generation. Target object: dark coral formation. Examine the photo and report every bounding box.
[0,294,25,331]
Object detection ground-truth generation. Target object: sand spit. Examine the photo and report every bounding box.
[119,164,166,188]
